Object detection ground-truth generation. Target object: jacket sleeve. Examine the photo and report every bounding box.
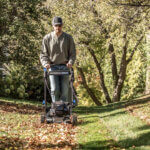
[40,37,50,68]
[68,36,76,65]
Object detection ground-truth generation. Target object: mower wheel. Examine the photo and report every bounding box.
[71,114,77,126]
[41,114,45,123]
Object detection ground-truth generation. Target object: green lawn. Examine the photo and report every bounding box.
[76,96,150,150]
[0,97,42,106]
[0,96,150,150]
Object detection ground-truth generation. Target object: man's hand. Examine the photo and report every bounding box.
[45,64,50,69]
[66,63,72,68]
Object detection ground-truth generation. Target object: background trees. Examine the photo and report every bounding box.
[49,0,149,105]
[0,0,51,99]
[0,0,149,105]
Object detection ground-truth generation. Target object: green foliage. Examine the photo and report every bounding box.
[0,0,149,104]
[0,0,51,100]
[122,50,146,100]
[0,62,43,100]
[49,0,149,104]
[0,0,50,64]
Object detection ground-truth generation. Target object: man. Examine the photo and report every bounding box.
[40,16,76,102]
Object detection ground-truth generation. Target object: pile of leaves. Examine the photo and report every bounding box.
[0,101,78,150]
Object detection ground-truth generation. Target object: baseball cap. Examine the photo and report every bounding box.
[52,16,63,25]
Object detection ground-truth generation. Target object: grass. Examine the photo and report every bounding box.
[99,106,150,149]
[0,96,150,150]
[75,107,120,149]
[75,96,150,150]
[0,97,42,106]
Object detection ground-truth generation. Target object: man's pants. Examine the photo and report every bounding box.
[49,65,69,102]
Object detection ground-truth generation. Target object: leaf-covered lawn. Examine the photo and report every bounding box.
[0,96,150,150]
[0,101,77,150]
[126,96,150,125]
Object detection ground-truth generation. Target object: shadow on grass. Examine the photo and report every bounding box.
[79,115,99,119]
[78,140,120,150]
[0,101,42,114]
[75,95,150,115]
[135,125,150,131]
[77,126,150,149]
[113,125,150,149]
[80,131,150,150]
[118,131,150,149]
[125,96,150,107]
[77,119,95,126]
[99,110,126,118]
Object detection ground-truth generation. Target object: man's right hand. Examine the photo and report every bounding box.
[45,64,50,69]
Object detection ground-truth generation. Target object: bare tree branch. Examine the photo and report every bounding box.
[90,2,119,86]
[112,3,150,7]
[90,1,110,39]
[76,66,102,106]
[87,47,112,103]
[108,42,119,88]
[79,39,112,103]
[127,35,144,64]
[112,32,128,102]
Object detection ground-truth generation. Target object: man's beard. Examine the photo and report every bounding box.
[56,29,61,33]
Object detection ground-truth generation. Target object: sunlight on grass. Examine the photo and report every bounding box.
[99,105,150,149]
[0,97,42,106]
[75,107,120,150]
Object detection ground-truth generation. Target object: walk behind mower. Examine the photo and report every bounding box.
[41,66,78,125]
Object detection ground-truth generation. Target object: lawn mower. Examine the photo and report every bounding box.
[41,66,78,125]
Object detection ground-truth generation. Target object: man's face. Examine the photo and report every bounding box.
[53,24,63,34]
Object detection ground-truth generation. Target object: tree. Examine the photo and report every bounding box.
[49,0,149,105]
[145,33,150,94]
[0,0,50,65]
[0,0,51,100]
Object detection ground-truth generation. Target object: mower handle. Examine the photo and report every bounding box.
[43,67,73,76]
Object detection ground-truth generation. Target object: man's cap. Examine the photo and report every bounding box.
[52,16,63,25]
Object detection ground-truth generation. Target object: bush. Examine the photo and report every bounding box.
[0,62,44,101]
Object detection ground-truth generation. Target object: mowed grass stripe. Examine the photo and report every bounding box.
[99,103,150,150]
[75,107,120,150]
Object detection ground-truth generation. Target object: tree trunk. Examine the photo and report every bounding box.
[112,63,127,102]
[76,66,102,106]
[145,33,150,94]
[87,47,112,103]
[145,66,150,94]
[112,33,128,102]
[108,42,119,88]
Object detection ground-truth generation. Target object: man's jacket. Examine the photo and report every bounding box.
[40,31,76,67]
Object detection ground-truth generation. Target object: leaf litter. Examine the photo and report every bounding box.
[0,101,78,150]
[126,100,150,125]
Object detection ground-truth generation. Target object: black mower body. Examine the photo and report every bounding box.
[41,68,78,125]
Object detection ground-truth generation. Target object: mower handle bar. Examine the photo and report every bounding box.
[43,66,73,76]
